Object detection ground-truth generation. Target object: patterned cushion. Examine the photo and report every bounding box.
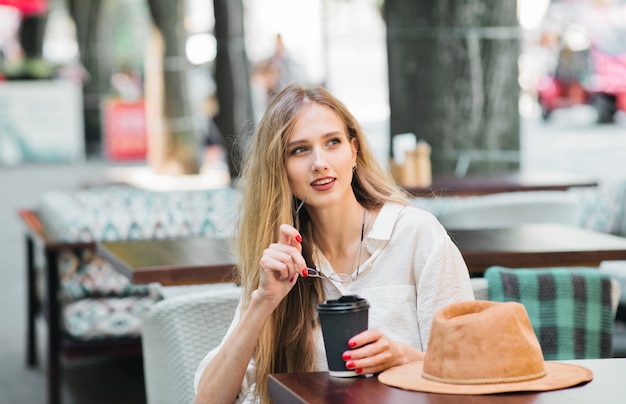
[62,296,155,339]
[411,177,626,237]
[37,185,240,242]
[599,260,626,304]
[35,184,240,340]
[485,266,614,360]
[58,250,153,302]
[569,178,626,236]
[55,249,161,339]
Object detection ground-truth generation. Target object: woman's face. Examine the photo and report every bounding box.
[285,103,357,209]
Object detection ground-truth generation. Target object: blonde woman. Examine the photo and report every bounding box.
[194,85,474,403]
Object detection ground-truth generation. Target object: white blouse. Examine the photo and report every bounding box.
[194,202,475,403]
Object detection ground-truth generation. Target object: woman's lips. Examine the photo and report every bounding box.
[311,177,335,191]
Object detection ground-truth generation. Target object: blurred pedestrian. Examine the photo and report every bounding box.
[251,33,304,121]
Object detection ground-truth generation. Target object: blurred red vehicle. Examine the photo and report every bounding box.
[537,45,626,123]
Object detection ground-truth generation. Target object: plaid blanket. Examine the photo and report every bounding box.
[485,266,614,360]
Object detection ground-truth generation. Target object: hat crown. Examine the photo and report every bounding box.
[423,301,546,385]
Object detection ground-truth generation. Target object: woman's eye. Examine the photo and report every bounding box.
[291,146,308,155]
[328,137,342,146]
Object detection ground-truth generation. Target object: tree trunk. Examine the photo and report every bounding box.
[385,0,520,177]
[18,13,48,60]
[146,0,199,175]
[67,0,107,157]
[213,0,254,180]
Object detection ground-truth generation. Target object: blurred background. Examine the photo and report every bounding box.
[0,0,394,174]
[0,0,624,177]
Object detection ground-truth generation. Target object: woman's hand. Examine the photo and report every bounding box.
[341,329,425,375]
[257,224,307,302]
[196,223,307,404]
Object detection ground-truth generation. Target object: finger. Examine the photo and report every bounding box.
[344,347,392,375]
[261,260,299,283]
[344,341,382,363]
[270,239,306,276]
[347,329,382,349]
[278,223,303,247]
[345,345,393,376]
[260,249,292,280]
[346,356,382,375]
[261,246,303,281]
[343,329,385,362]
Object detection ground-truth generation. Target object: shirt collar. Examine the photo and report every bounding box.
[368,202,403,241]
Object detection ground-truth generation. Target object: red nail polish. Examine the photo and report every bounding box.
[295,234,302,243]
[346,361,355,369]
[348,340,357,348]
[289,277,295,283]
[356,368,363,374]
[342,352,351,360]
[302,268,308,277]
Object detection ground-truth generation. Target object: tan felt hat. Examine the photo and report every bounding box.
[378,300,593,395]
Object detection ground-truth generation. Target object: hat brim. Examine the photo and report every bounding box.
[378,361,593,395]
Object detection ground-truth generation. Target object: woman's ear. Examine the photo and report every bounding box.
[350,136,359,164]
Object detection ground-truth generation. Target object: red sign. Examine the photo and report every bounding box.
[103,99,147,161]
[0,0,48,15]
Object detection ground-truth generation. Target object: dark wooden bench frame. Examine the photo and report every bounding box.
[19,209,143,404]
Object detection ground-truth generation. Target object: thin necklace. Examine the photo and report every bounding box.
[348,208,367,279]
[308,208,369,283]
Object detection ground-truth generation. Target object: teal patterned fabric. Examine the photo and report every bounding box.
[35,184,240,340]
[59,250,151,302]
[57,250,159,339]
[411,177,626,237]
[485,266,614,360]
[38,185,240,242]
[63,296,155,339]
[565,178,626,237]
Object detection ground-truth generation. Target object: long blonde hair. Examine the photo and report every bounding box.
[235,84,408,403]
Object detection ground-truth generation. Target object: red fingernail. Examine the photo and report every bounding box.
[295,234,302,243]
[348,340,357,348]
[356,368,363,374]
[342,352,351,360]
[289,277,295,283]
[346,361,355,369]
[302,268,308,277]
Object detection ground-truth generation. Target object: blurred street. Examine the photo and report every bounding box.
[521,105,626,180]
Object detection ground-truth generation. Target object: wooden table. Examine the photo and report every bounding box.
[96,224,626,284]
[406,171,597,197]
[449,223,626,275]
[268,358,625,403]
[96,237,237,286]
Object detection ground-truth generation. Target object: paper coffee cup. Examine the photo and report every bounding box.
[317,295,369,377]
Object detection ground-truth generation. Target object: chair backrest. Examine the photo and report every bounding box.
[484,266,615,360]
[436,192,582,230]
[141,284,241,404]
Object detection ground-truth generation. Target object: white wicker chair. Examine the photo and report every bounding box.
[141,284,241,404]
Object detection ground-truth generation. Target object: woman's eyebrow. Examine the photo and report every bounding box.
[287,131,344,148]
[286,139,308,149]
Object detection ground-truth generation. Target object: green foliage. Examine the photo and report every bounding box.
[0,58,58,80]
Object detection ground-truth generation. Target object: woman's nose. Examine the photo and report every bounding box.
[310,150,329,172]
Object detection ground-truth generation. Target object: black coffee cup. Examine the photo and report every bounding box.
[317,295,369,377]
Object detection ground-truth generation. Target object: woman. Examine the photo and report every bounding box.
[194,84,474,403]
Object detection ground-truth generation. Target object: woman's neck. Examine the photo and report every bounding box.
[309,200,368,274]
